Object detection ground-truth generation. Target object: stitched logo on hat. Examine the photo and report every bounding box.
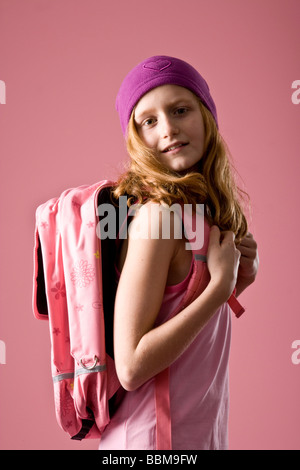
[144,59,172,72]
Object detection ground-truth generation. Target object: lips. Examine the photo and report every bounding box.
[162,142,188,153]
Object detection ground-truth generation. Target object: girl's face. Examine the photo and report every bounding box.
[134,84,205,173]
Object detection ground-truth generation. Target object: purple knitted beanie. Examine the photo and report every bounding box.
[116,55,218,136]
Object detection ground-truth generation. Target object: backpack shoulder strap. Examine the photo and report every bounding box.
[175,204,245,318]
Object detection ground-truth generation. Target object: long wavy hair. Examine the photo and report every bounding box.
[112,99,249,243]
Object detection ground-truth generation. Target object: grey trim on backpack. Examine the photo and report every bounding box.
[75,364,107,377]
[52,364,107,383]
[194,254,207,262]
[53,372,75,383]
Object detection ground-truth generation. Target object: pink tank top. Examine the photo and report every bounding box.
[98,256,231,450]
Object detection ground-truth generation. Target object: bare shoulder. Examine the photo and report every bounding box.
[118,202,178,270]
[129,201,182,239]
[117,201,192,285]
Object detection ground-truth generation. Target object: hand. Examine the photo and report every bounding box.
[236,232,259,281]
[235,232,259,296]
[207,225,241,302]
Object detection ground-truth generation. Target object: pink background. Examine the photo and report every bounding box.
[0,0,299,450]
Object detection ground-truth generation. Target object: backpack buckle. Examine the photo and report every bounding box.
[80,355,99,370]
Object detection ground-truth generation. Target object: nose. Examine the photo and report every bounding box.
[160,115,179,138]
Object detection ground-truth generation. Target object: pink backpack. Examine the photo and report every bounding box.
[32,180,244,448]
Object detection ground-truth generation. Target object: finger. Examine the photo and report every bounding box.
[240,232,255,243]
[220,230,236,243]
[237,245,256,258]
[239,235,257,249]
[208,226,223,250]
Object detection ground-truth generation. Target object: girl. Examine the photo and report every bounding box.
[98,55,259,450]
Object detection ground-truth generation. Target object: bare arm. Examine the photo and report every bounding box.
[114,205,241,391]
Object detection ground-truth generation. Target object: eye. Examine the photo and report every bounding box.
[174,107,188,116]
[142,117,156,127]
